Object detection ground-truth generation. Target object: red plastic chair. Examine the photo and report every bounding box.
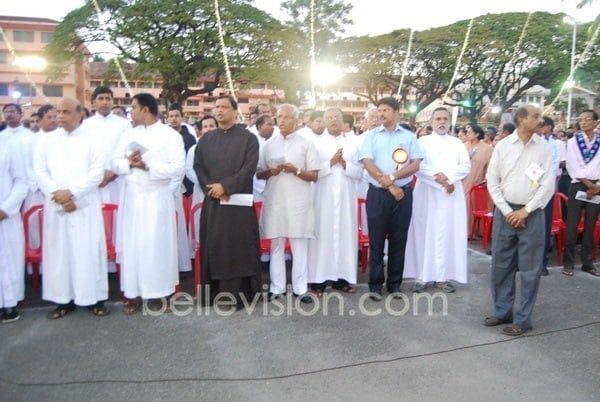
[469,184,493,250]
[182,195,192,230]
[552,192,568,264]
[23,205,43,292]
[101,203,125,300]
[189,202,203,296]
[357,198,369,273]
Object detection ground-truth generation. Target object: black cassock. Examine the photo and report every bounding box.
[194,124,261,303]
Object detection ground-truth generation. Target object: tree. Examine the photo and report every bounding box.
[45,0,284,104]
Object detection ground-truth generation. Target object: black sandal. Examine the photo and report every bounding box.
[89,305,110,317]
[47,305,75,320]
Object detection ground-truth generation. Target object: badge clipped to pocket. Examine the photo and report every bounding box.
[524,163,544,188]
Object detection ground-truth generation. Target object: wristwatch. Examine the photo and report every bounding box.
[388,174,395,182]
[524,206,532,214]
[296,169,302,176]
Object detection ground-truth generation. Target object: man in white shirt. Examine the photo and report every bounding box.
[33,98,109,319]
[257,104,320,304]
[253,114,275,202]
[485,105,553,336]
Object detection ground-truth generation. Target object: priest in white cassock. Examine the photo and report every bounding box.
[404,107,471,293]
[308,108,362,295]
[257,104,321,304]
[83,86,131,204]
[0,128,29,323]
[112,93,185,314]
[33,98,109,319]
[252,114,276,202]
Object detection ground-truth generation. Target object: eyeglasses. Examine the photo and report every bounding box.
[325,116,340,121]
[578,117,596,122]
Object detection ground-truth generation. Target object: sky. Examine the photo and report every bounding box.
[0,0,598,36]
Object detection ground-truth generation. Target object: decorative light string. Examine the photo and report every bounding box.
[544,21,599,113]
[91,0,132,96]
[0,25,49,104]
[442,17,474,102]
[396,28,414,98]
[213,0,236,100]
[309,0,316,107]
[482,12,533,117]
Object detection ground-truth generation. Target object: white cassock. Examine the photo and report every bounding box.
[185,143,205,247]
[113,121,185,299]
[252,132,271,202]
[83,113,131,203]
[404,132,471,283]
[259,131,321,295]
[170,174,192,273]
[33,125,108,306]
[308,133,362,284]
[0,132,29,308]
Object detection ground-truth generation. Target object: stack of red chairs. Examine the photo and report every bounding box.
[469,184,493,250]
[189,203,203,296]
[357,198,369,273]
[23,205,44,292]
[551,192,569,264]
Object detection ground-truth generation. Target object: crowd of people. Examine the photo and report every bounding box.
[1,86,599,337]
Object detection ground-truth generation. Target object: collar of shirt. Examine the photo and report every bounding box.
[373,124,409,135]
[508,131,541,146]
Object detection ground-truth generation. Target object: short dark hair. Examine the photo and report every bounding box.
[253,103,269,114]
[30,111,41,119]
[501,122,516,134]
[133,93,159,116]
[310,110,324,121]
[470,124,485,140]
[514,106,533,126]
[377,97,400,111]
[217,95,238,110]
[196,115,217,128]
[581,109,599,121]
[168,103,183,114]
[92,86,114,101]
[542,116,555,129]
[256,114,273,129]
[3,103,22,114]
[38,104,56,117]
[342,113,354,127]
[111,105,127,114]
[399,123,413,132]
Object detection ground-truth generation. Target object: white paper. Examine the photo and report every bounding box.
[220,193,254,207]
[524,163,544,182]
[127,141,149,155]
[575,190,600,204]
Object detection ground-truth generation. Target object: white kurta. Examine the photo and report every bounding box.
[185,143,204,248]
[170,175,192,273]
[259,132,321,239]
[252,132,270,202]
[404,133,471,283]
[83,113,131,204]
[308,133,363,284]
[113,121,185,299]
[0,132,29,308]
[33,125,108,305]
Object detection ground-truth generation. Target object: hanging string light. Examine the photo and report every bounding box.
[443,17,474,103]
[482,12,533,117]
[396,28,414,98]
[309,0,317,108]
[91,0,132,96]
[544,21,599,113]
[213,0,237,100]
[0,26,49,104]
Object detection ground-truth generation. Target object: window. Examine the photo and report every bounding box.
[0,83,8,96]
[41,32,54,43]
[15,84,36,97]
[43,85,63,97]
[0,51,6,64]
[139,82,151,88]
[90,80,101,87]
[187,100,199,106]
[14,30,34,42]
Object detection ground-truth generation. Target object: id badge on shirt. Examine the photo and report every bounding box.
[525,163,544,188]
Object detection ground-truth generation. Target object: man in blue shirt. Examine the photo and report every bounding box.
[359,97,423,301]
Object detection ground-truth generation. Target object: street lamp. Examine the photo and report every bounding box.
[563,15,577,128]
[312,63,343,109]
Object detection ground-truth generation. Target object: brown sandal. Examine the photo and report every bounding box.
[89,306,110,317]
[123,300,142,315]
[335,285,356,294]
[562,268,574,277]
[582,267,600,277]
[47,306,74,320]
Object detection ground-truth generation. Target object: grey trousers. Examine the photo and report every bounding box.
[490,206,545,329]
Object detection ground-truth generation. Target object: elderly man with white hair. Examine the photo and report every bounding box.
[257,104,320,304]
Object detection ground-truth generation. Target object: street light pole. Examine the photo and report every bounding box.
[566,17,577,128]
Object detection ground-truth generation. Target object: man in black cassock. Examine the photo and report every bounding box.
[194,95,262,307]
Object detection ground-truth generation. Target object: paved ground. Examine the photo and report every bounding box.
[1,245,599,401]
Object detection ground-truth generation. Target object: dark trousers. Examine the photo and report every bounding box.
[541,197,554,269]
[491,205,545,329]
[564,182,600,269]
[310,279,349,291]
[366,184,412,293]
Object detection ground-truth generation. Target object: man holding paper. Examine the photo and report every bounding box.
[194,95,262,308]
[113,93,185,314]
[485,105,553,336]
[563,110,600,277]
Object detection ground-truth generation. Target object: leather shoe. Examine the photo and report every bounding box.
[265,292,283,302]
[368,292,383,301]
[483,316,512,327]
[293,293,314,304]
